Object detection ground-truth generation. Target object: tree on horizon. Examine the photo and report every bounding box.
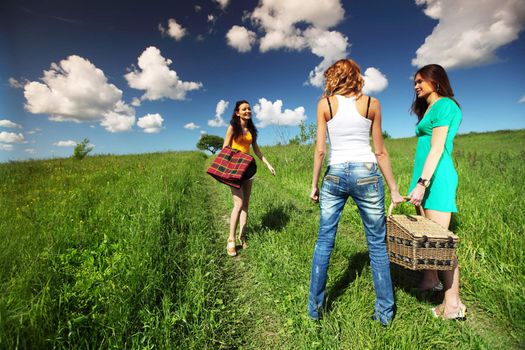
[197,135,224,154]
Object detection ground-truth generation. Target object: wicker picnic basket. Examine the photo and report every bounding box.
[386,198,459,270]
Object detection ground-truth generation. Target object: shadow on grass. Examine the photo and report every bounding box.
[325,251,370,312]
[261,205,291,230]
[390,264,443,304]
[250,204,294,236]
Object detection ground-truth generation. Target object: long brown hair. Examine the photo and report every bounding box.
[411,64,460,121]
[230,100,258,142]
[322,59,364,98]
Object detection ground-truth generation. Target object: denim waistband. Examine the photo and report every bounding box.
[327,161,377,170]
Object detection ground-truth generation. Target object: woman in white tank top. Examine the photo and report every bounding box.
[307,59,403,326]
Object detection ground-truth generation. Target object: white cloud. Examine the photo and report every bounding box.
[25,148,36,154]
[125,46,202,102]
[216,100,229,117]
[362,67,388,95]
[417,0,442,19]
[23,55,135,132]
[0,144,13,151]
[252,0,345,47]
[8,78,24,89]
[0,119,22,129]
[100,101,136,133]
[304,28,349,87]
[184,122,200,130]
[208,99,229,127]
[226,25,257,52]
[53,140,77,147]
[208,118,226,127]
[131,97,141,107]
[200,130,207,135]
[159,19,187,41]
[245,0,348,86]
[137,113,164,133]
[413,0,525,69]
[253,98,307,128]
[519,95,525,103]
[26,128,41,135]
[206,15,218,36]
[214,0,230,10]
[0,132,25,143]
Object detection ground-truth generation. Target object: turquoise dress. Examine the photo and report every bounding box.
[408,98,462,212]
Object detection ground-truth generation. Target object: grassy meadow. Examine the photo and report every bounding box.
[1,130,524,349]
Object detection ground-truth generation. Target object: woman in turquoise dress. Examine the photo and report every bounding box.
[408,64,466,320]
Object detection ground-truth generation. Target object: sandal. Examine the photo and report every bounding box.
[419,281,443,292]
[431,304,467,320]
[227,239,237,256]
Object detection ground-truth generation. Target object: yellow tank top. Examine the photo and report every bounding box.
[231,131,252,154]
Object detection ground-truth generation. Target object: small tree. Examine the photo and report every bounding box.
[289,121,316,145]
[197,134,224,154]
[73,138,93,160]
[382,130,391,140]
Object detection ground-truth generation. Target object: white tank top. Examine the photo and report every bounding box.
[326,95,376,165]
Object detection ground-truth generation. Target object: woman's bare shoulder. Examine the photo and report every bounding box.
[317,96,334,109]
[357,94,379,102]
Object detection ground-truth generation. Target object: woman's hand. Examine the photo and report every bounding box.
[266,163,276,176]
[390,190,405,207]
[310,186,319,202]
[409,184,426,206]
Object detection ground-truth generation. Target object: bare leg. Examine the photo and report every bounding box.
[425,209,464,316]
[418,208,441,291]
[239,179,253,247]
[229,186,244,243]
[419,270,441,291]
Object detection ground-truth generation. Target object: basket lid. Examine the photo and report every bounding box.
[389,214,459,240]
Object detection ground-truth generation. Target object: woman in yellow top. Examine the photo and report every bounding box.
[223,100,276,256]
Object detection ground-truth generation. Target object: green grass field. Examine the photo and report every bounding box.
[1,130,524,349]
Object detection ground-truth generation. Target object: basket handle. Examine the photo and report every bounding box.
[387,196,425,217]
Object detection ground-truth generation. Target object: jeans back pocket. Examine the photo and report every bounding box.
[356,175,380,198]
[322,174,345,197]
[324,175,340,184]
[356,176,378,186]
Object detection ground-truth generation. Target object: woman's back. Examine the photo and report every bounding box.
[326,94,376,165]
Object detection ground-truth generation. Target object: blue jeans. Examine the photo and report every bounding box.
[308,162,395,325]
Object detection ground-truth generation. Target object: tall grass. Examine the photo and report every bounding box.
[215,129,524,349]
[0,152,243,348]
[1,130,523,349]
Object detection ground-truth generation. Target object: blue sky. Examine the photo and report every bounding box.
[1,0,524,162]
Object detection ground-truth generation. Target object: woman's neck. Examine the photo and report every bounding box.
[426,92,440,106]
[240,119,248,128]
